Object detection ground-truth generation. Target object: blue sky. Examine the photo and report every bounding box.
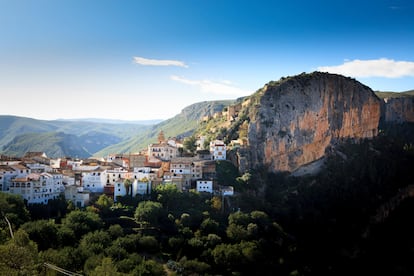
[1,0,413,120]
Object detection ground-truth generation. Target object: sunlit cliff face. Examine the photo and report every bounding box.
[247,72,381,172]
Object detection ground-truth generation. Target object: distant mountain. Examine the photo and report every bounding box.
[57,118,163,125]
[2,132,90,158]
[0,100,236,158]
[93,99,236,157]
[375,90,414,99]
[0,115,153,158]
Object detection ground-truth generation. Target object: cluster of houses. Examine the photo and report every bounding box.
[0,132,233,208]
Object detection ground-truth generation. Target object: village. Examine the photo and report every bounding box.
[0,131,236,208]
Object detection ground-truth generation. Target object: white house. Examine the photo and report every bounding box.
[105,167,131,185]
[170,157,193,175]
[132,167,157,181]
[0,164,31,192]
[133,180,151,195]
[81,169,106,193]
[196,136,207,150]
[113,179,151,201]
[210,140,227,160]
[196,180,213,193]
[9,172,63,204]
[148,142,178,161]
[65,185,90,208]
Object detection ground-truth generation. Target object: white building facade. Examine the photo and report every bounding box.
[196,180,213,193]
[210,140,227,160]
[9,172,64,204]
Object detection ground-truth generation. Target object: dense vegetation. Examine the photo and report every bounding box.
[1,123,414,275]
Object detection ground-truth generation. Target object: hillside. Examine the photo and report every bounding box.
[0,115,152,158]
[2,132,92,158]
[0,100,235,158]
[375,89,414,99]
[93,100,235,157]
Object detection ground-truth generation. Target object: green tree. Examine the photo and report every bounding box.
[134,201,164,228]
[155,184,181,212]
[96,194,114,210]
[138,235,160,254]
[116,253,142,274]
[79,230,111,256]
[183,135,197,155]
[0,192,30,229]
[132,259,166,276]
[90,257,121,276]
[62,210,103,239]
[21,219,59,251]
[107,224,124,239]
[179,257,211,276]
[200,217,219,235]
[123,179,133,197]
[0,229,38,276]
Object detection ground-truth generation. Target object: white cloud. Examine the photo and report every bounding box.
[317,58,414,78]
[133,56,188,68]
[170,75,250,96]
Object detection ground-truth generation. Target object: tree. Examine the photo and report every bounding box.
[96,194,114,210]
[0,229,38,276]
[0,192,30,229]
[155,184,182,212]
[134,201,164,228]
[210,196,222,212]
[90,257,121,276]
[62,210,103,239]
[183,135,197,155]
[179,257,211,275]
[138,235,160,254]
[124,179,133,197]
[132,259,166,276]
[21,219,59,251]
[200,218,219,235]
[107,224,124,239]
[79,230,111,256]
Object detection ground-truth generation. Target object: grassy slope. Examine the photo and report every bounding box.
[93,100,235,157]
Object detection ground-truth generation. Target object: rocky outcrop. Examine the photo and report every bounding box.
[382,97,414,124]
[247,72,381,172]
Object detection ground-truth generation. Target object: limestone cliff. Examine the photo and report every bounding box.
[382,97,414,124]
[246,72,381,172]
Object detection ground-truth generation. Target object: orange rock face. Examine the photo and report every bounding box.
[247,72,381,172]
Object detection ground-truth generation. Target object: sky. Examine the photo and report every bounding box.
[1,0,413,121]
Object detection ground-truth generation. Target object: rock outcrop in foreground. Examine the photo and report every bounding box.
[247,72,381,172]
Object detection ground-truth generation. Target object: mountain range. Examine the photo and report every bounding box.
[0,100,234,158]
